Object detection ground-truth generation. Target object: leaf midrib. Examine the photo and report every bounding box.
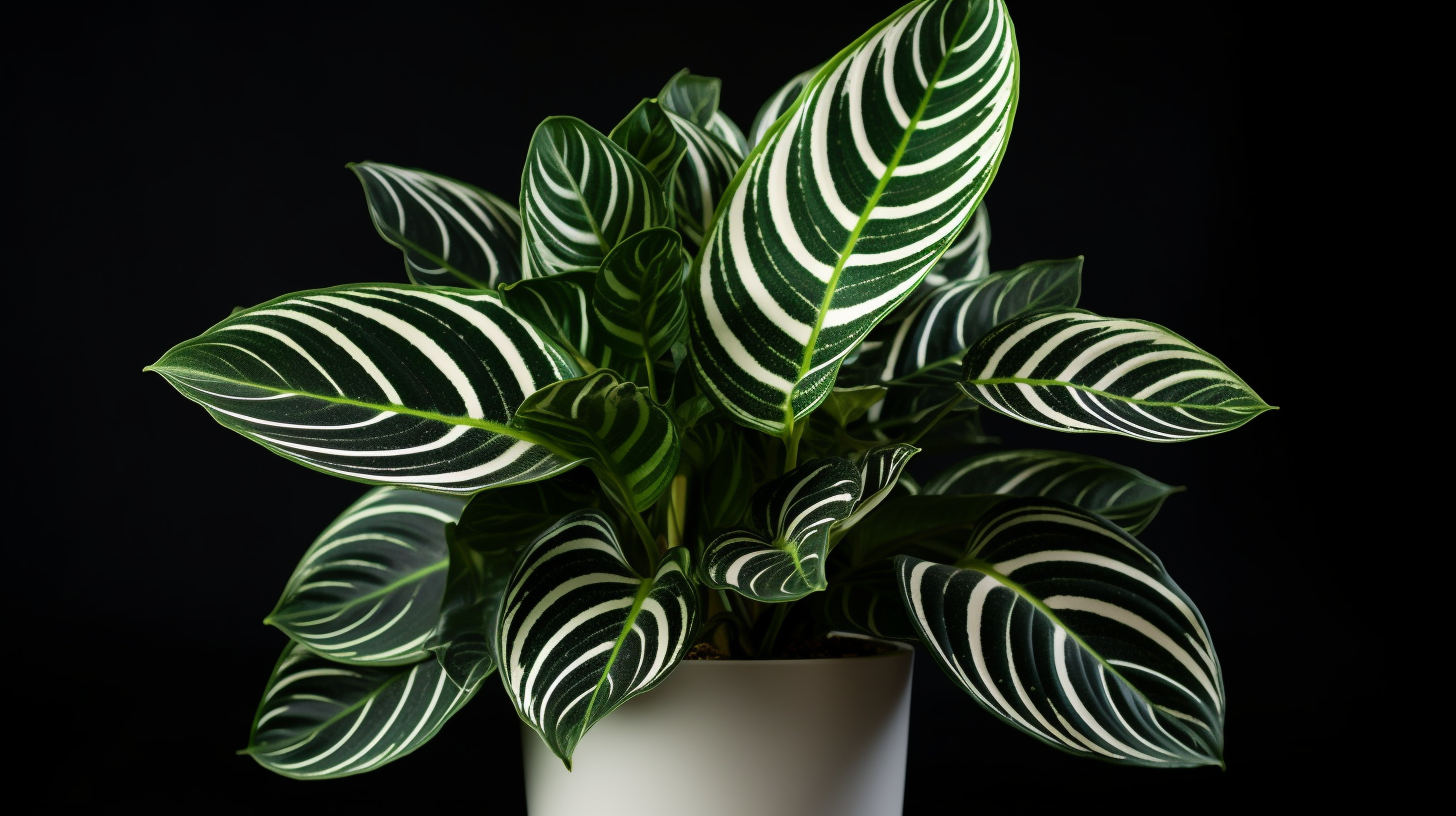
[791,8,977,431]
[268,559,449,624]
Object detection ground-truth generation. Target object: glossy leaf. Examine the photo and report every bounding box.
[267,487,465,665]
[922,203,991,288]
[837,444,918,533]
[247,642,479,779]
[707,111,749,160]
[593,227,689,362]
[961,310,1272,441]
[701,458,860,601]
[497,272,641,376]
[924,449,1180,534]
[147,285,582,493]
[608,99,687,186]
[897,498,1225,766]
[510,371,680,512]
[858,257,1082,387]
[666,109,742,249]
[498,510,697,767]
[350,162,522,289]
[520,117,668,279]
[748,66,817,148]
[659,69,720,127]
[689,0,1020,436]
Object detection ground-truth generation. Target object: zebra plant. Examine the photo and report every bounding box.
[146,0,1271,779]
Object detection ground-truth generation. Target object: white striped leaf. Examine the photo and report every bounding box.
[836,444,919,533]
[922,202,991,288]
[707,111,749,160]
[497,510,697,767]
[266,487,466,665]
[147,285,583,493]
[689,0,1020,436]
[748,66,817,149]
[857,256,1081,388]
[593,227,689,362]
[701,458,861,601]
[497,272,641,374]
[924,449,1180,535]
[665,109,743,249]
[961,310,1272,441]
[510,371,680,513]
[608,99,688,186]
[350,162,523,289]
[659,69,720,127]
[520,117,669,279]
[896,498,1225,767]
[247,641,480,779]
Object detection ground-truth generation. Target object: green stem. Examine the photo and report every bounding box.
[758,602,792,658]
[625,505,659,574]
[904,393,966,446]
[783,421,804,473]
[645,358,659,404]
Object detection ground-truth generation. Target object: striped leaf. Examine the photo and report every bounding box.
[922,202,991,288]
[665,109,743,249]
[837,444,918,533]
[520,117,668,279]
[707,111,749,160]
[147,285,584,493]
[689,0,1020,436]
[498,510,697,767]
[266,487,465,665]
[961,310,1273,441]
[510,371,680,513]
[816,560,918,641]
[896,498,1225,767]
[350,162,523,289]
[748,66,817,149]
[858,257,1081,387]
[924,449,1181,535]
[497,272,641,375]
[593,227,689,362]
[247,641,479,779]
[659,69,720,127]
[701,458,861,601]
[608,98,688,186]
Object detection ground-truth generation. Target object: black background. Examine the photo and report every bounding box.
[37,0,1346,806]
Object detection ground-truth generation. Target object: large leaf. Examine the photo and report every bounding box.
[147,285,583,492]
[520,117,668,279]
[593,227,689,363]
[924,449,1180,535]
[896,498,1225,767]
[961,310,1272,441]
[246,641,479,779]
[266,487,465,665]
[689,0,1020,436]
[497,510,697,767]
[922,202,991,288]
[701,458,860,601]
[856,257,1081,387]
[748,66,817,149]
[350,162,522,289]
[510,371,680,513]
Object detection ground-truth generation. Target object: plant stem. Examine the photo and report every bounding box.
[625,505,659,573]
[645,358,659,404]
[783,421,804,473]
[666,472,687,550]
[904,393,966,446]
[758,602,792,658]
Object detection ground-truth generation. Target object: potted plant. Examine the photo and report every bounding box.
[144,0,1271,812]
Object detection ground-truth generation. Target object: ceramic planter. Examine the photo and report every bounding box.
[521,644,914,816]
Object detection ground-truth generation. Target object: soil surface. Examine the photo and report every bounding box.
[682,637,900,660]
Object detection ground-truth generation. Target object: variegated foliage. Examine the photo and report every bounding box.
[836,444,918,533]
[147,285,582,492]
[247,642,480,779]
[659,69,749,159]
[593,227,689,363]
[701,458,861,601]
[961,310,1272,441]
[689,0,1019,436]
[922,202,991,288]
[898,499,1225,766]
[748,66,817,148]
[497,511,696,766]
[267,487,465,665]
[497,272,641,375]
[520,117,668,279]
[924,449,1180,534]
[609,98,688,186]
[510,371,680,513]
[350,162,522,289]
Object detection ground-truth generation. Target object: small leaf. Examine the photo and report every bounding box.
[267,487,465,665]
[498,511,697,767]
[818,385,887,427]
[350,162,523,289]
[665,109,743,249]
[748,65,817,149]
[896,498,1225,767]
[147,285,582,493]
[510,371,680,512]
[593,227,689,362]
[707,110,749,160]
[836,444,919,533]
[696,427,754,530]
[247,641,479,779]
[836,493,1007,570]
[922,203,991,288]
[924,450,1180,535]
[498,273,645,376]
[659,69,720,127]
[520,117,668,278]
[701,458,860,601]
[961,310,1273,441]
[608,98,687,186]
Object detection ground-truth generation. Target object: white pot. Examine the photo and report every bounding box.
[521,644,914,816]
